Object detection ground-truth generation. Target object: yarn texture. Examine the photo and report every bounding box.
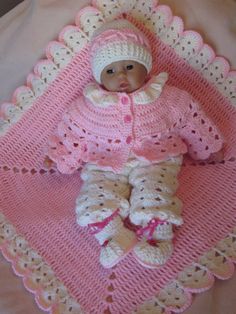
[48,73,223,174]
[90,20,152,83]
[0,1,236,313]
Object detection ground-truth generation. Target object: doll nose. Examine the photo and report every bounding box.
[117,70,126,78]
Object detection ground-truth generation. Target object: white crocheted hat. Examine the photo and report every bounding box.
[90,19,153,83]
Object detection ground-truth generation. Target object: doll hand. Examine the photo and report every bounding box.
[44,156,55,168]
[205,149,224,163]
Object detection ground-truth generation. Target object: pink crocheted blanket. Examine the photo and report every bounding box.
[1,1,236,313]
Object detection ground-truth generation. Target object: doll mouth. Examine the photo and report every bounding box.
[119,82,129,90]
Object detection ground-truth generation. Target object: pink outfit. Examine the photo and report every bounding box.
[48,73,223,174]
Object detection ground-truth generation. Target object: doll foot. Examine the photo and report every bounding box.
[133,239,173,269]
[100,228,137,268]
[133,220,175,268]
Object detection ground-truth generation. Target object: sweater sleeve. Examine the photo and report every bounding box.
[178,97,224,160]
[47,102,86,174]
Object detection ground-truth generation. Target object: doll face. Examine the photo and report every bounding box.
[100,60,148,93]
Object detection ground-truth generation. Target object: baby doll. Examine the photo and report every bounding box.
[46,19,224,269]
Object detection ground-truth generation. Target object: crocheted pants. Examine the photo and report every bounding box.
[76,156,183,235]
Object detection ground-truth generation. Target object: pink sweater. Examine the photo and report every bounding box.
[48,73,223,174]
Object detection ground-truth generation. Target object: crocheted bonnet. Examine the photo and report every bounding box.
[90,19,153,83]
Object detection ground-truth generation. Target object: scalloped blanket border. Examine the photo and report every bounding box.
[1,211,236,314]
[0,0,235,137]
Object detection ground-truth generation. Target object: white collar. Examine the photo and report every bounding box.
[83,72,168,107]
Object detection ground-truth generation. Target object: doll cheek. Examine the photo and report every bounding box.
[102,76,119,91]
[129,75,144,89]
[110,79,121,91]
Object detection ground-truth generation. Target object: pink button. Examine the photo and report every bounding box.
[124,115,131,123]
[121,96,129,105]
[126,136,132,144]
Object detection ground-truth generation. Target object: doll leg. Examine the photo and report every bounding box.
[75,165,137,268]
[129,156,183,268]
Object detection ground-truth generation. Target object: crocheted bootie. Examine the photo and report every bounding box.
[133,219,176,268]
[77,209,137,268]
[128,158,184,268]
[88,211,137,268]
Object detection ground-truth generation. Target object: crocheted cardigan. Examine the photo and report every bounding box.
[48,73,223,174]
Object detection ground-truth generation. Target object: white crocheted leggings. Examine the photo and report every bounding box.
[76,156,183,230]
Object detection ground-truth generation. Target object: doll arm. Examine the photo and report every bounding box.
[178,99,224,160]
[47,108,86,174]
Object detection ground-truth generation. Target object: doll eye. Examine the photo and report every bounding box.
[126,64,134,70]
[106,68,115,74]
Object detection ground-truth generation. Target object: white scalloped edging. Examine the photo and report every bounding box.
[0,0,236,137]
[135,227,236,313]
[0,212,83,314]
[1,210,236,314]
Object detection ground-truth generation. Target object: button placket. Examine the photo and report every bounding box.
[124,115,132,123]
[119,94,133,145]
[126,136,132,144]
[121,96,129,106]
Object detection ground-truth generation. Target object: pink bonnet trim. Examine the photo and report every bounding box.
[90,28,151,56]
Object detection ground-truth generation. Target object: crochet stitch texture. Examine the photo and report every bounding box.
[90,21,152,83]
[0,1,236,313]
[48,73,223,174]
